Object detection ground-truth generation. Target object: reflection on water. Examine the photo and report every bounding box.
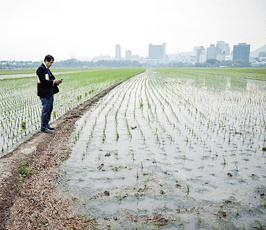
[61,69,266,229]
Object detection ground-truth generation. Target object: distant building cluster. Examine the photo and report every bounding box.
[90,41,252,66]
[2,41,264,68]
[207,41,230,61]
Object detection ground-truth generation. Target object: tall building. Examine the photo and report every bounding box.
[216,41,230,55]
[215,41,230,61]
[194,46,206,63]
[233,43,250,62]
[115,45,121,60]
[125,50,132,61]
[207,44,216,60]
[148,43,166,59]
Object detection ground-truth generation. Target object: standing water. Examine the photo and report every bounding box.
[61,69,266,229]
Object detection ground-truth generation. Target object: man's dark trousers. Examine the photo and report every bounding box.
[40,95,54,131]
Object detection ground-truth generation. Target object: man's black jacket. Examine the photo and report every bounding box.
[36,63,59,98]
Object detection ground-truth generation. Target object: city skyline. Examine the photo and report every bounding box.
[0,0,265,61]
[0,40,262,63]
[96,41,254,60]
[1,41,264,68]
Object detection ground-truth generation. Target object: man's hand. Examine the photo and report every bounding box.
[54,79,62,85]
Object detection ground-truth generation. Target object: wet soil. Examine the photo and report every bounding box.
[0,80,125,229]
[61,70,266,229]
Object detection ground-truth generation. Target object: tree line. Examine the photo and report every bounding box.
[0,58,260,69]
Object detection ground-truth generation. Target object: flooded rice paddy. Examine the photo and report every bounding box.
[61,69,266,229]
[0,68,142,157]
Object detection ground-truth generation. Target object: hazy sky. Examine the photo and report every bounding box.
[1,0,266,61]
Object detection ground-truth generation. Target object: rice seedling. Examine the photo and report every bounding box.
[81,151,85,160]
[235,163,239,171]
[117,191,122,202]
[136,192,140,199]
[65,148,70,159]
[143,179,147,187]
[223,155,226,165]
[21,121,26,129]
[140,98,143,109]
[254,219,263,230]
[126,119,132,139]
[244,157,249,161]
[185,182,190,194]
[236,205,240,216]
[196,211,202,223]
[131,150,135,161]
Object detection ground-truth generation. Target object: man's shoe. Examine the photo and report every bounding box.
[48,126,55,130]
[41,129,53,134]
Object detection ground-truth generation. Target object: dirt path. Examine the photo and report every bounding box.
[0,78,130,229]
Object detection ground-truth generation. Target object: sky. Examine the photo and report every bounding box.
[0,0,266,61]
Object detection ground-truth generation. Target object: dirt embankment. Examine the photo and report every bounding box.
[0,77,131,230]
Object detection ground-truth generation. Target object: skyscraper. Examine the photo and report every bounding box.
[125,50,132,61]
[233,43,250,62]
[194,46,206,63]
[148,43,166,59]
[216,41,230,55]
[115,45,121,60]
[207,44,216,60]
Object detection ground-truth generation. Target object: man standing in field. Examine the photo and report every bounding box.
[36,55,62,133]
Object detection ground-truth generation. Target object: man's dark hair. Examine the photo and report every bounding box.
[44,55,54,62]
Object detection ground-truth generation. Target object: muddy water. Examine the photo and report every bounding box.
[61,69,266,229]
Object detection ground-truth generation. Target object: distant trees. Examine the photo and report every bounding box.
[0,58,255,69]
[0,59,143,69]
[155,62,194,68]
[89,60,143,68]
[48,59,143,68]
[206,59,218,65]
